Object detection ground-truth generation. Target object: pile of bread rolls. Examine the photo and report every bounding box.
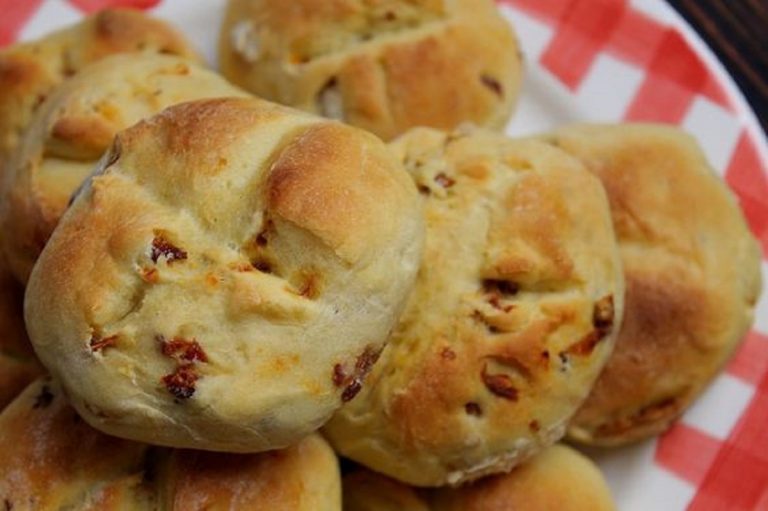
[0,2,761,510]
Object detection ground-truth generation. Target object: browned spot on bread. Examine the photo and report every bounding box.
[205,273,219,287]
[481,367,518,401]
[90,334,118,353]
[529,420,541,432]
[151,235,187,264]
[0,53,44,93]
[487,354,533,381]
[158,335,208,363]
[162,364,199,400]
[92,9,188,56]
[565,330,601,357]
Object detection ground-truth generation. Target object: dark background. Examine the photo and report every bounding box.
[668,0,768,134]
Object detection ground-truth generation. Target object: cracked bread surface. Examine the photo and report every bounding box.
[24,97,424,452]
[218,0,521,140]
[323,127,624,486]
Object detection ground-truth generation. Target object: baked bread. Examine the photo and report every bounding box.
[343,470,431,511]
[0,377,153,511]
[0,378,342,510]
[0,258,43,409]
[544,124,762,445]
[343,445,615,511]
[218,0,521,140]
[0,53,248,283]
[25,97,424,451]
[162,434,341,510]
[431,444,616,511]
[324,127,624,486]
[0,8,198,182]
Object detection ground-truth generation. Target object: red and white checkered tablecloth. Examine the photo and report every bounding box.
[2,1,767,510]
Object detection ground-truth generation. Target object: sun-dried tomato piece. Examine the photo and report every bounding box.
[162,364,199,400]
[482,369,518,401]
[158,335,208,363]
[151,235,187,264]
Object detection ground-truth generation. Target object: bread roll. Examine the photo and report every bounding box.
[0,378,343,510]
[0,53,247,283]
[25,97,424,451]
[0,378,152,511]
[545,124,762,445]
[324,127,624,485]
[162,435,340,510]
[431,444,616,511]
[0,9,197,182]
[343,445,615,511]
[218,0,521,140]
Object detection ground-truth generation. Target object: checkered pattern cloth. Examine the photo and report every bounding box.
[2,1,766,509]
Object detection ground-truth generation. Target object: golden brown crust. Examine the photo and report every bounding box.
[0,8,198,173]
[219,0,521,140]
[24,97,424,451]
[0,53,247,284]
[342,445,615,511]
[547,124,763,445]
[163,435,341,510]
[0,378,150,511]
[432,445,616,511]
[324,127,624,486]
[0,379,342,510]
